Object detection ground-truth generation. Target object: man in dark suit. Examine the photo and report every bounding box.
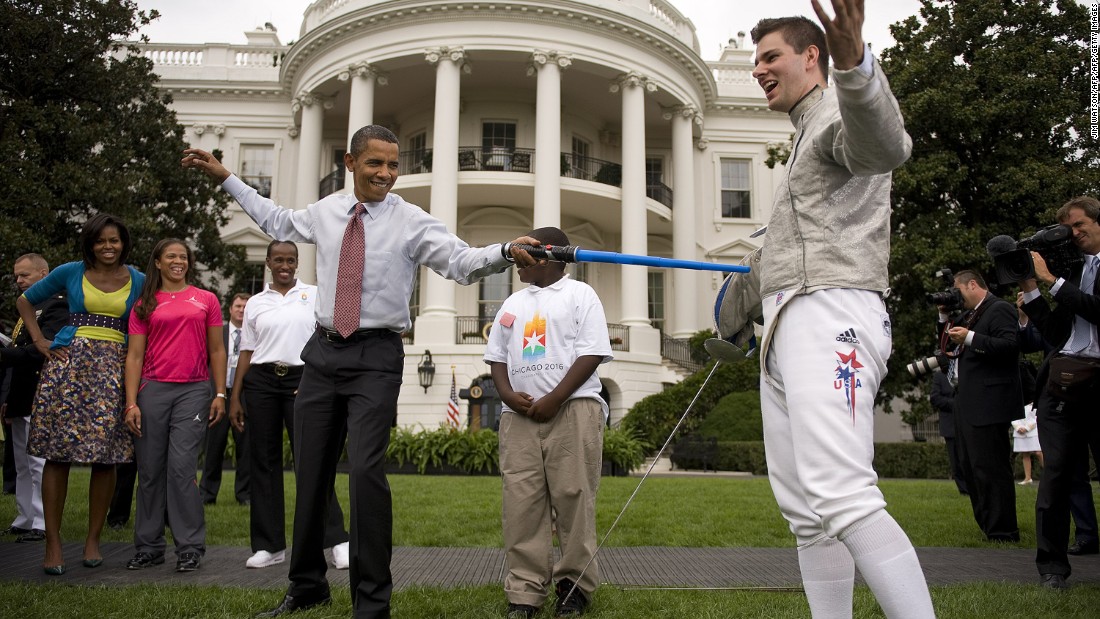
[200,292,251,505]
[1020,195,1100,590]
[0,253,68,541]
[930,370,967,495]
[938,269,1022,542]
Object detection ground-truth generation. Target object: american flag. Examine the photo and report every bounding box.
[446,368,461,428]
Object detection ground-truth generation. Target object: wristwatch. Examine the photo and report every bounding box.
[215,393,227,399]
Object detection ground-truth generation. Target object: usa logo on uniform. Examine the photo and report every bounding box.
[834,349,864,423]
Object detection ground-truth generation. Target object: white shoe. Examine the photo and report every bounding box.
[1018,479,1033,486]
[330,541,350,570]
[245,549,286,568]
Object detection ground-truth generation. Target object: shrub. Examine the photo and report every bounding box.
[696,391,763,441]
[603,426,646,473]
[621,338,760,451]
[382,424,648,475]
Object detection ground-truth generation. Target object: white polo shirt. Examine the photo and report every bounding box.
[240,280,317,365]
[484,275,612,416]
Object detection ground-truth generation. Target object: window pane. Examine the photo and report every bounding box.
[721,190,751,218]
[719,159,751,218]
[240,145,274,198]
[478,270,513,323]
[648,271,664,332]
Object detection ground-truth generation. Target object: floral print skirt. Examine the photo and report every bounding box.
[27,337,133,464]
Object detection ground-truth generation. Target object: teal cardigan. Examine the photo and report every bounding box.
[22,261,145,348]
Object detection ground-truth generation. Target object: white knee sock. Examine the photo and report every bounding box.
[797,536,855,618]
[840,511,935,618]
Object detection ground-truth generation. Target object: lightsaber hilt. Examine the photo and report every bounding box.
[503,243,750,274]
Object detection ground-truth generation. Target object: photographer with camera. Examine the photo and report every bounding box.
[1018,196,1100,590]
[936,270,1022,543]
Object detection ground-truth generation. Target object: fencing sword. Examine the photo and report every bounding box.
[503,243,751,274]
[559,336,759,608]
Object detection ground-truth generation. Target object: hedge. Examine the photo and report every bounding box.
[385,425,647,475]
[670,440,956,479]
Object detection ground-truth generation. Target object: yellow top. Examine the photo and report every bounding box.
[76,277,132,343]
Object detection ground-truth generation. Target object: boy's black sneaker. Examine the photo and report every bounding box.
[554,579,588,616]
[506,603,538,618]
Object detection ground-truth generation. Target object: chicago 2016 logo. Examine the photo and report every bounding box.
[522,311,547,361]
[834,348,864,423]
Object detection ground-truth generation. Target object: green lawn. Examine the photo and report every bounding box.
[1,470,1098,618]
[0,470,1049,549]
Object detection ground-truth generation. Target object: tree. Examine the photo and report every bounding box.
[877,0,1099,420]
[0,0,246,323]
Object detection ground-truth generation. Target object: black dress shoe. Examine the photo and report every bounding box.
[16,529,45,543]
[202,498,216,506]
[0,526,30,536]
[126,552,165,570]
[254,592,332,617]
[176,552,201,572]
[1040,573,1069,590]
[1068,540,1100,555]
[107,520,126,531]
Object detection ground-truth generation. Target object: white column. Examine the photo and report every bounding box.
[415,47,467,346]
[613,73,652,329]
[291,92,330,284]
[530,51,570,229]
[340,62,382,189]
[668,105,699,339]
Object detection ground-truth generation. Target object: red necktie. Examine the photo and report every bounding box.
[333,203,366,337]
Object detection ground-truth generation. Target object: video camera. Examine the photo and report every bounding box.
[986,224,1084,285]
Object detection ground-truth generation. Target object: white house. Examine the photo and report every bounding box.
[136,0,911,440]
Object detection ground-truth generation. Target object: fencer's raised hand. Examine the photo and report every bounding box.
[810,0,865,71]
[182,148,232,183]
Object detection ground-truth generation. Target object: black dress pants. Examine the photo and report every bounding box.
[1035,386,1100,577]
[242,364,348,553]
[287,330,402,619]
[955,415,1019,540]
[200,387,250,504]
[107,461,137,526]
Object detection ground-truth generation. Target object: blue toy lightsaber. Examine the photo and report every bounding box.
[504,243,751,274]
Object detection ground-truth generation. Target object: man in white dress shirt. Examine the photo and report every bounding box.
[183,125,538,618]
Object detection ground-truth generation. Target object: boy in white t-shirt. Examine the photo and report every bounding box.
[484,227,612,618]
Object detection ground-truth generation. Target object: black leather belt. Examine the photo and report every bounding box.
[317,326,393,343]
[69,313,125,332]
[253,362,301,377]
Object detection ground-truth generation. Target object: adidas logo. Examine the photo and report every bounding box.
[835,328,861,344]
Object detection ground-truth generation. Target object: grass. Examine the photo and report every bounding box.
[1,470,1098,618]
[0,470,1047,549]
[1,581,1099,618]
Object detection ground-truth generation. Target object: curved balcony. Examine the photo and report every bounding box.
[386,148,672,208]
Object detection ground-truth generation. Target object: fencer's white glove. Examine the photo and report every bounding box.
[713,248,763,348]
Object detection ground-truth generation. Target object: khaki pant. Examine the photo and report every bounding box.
[500,397,603,606]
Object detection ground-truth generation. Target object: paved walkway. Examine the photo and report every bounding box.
[3,540,1099,590]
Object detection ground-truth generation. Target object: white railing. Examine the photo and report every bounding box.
[303,0,354,33]
[143,46,203,66]
[712,66,754,86]
[137,43,287,69]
